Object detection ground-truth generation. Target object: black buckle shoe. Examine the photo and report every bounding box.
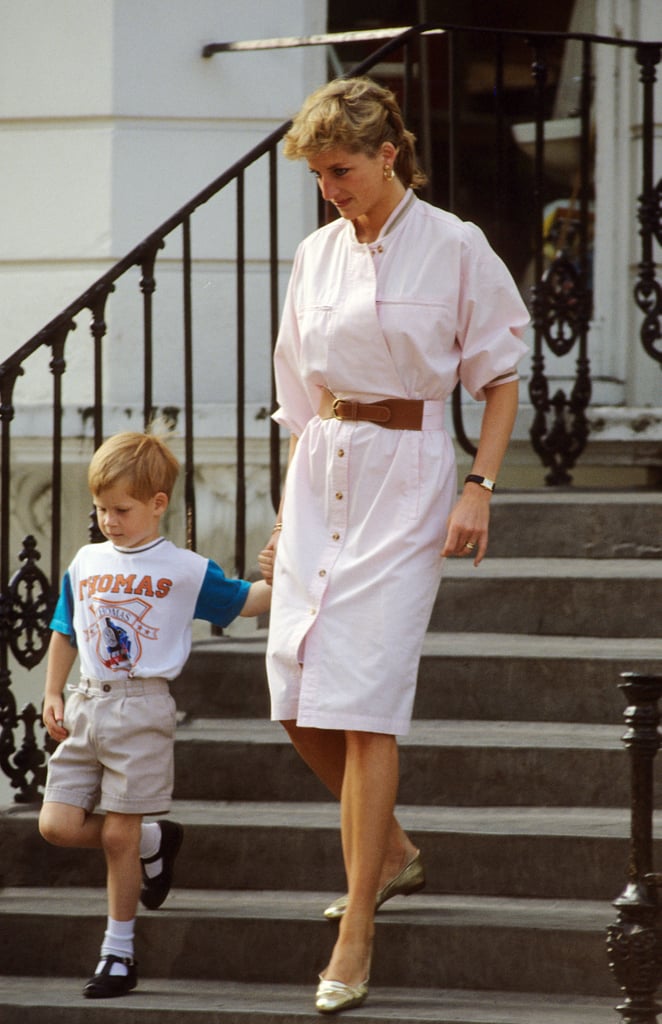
[83,954,137,999]
[140,819,184,910]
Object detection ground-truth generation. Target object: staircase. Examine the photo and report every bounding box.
[1,490,661,1023]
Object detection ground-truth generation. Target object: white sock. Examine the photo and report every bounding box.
[97,916,135,976]
[140,821,163,878]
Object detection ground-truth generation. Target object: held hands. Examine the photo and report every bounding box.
[257,531,279,585]
[441,487,491,566]
[43,694,69,743]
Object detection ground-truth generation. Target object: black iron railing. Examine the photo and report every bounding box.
[607,672,662,1024]
[0,23,660,801]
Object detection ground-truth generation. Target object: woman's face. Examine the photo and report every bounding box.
[307,143,401,231]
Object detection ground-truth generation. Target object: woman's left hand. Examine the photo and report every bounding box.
[441,487,491,566]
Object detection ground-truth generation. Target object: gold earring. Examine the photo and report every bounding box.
[383,165,394,181]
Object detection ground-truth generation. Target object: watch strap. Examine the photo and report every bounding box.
[464,474,496,493]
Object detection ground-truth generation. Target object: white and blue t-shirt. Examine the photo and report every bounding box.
[50,537,250,681]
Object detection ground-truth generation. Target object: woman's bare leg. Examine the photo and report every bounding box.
[324,730,400,986]
[281,721,417,884]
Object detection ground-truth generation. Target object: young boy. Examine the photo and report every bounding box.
[39,430,271,999]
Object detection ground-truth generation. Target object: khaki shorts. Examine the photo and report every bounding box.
[44,676,177,815]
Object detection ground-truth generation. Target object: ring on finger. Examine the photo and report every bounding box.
[464,541,476,551]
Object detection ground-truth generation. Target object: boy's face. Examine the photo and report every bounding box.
[92,482,168,549]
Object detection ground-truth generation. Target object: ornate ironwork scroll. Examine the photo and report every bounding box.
[607,672,662,1024]
[8,536,52,669]
[528,38,593,485]
[634,45,662,370]
[0,536,52,803]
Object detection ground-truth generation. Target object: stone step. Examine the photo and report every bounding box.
[487,491,662,560]
[0,888,617,997]
[0,976,619,1024]
[166,718,650,808]
[430,559,662,637]
[1,801,646,901]
[176,632,662,722]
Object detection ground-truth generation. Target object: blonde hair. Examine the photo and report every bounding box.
[283,76,428,190]
[88,429,180,501]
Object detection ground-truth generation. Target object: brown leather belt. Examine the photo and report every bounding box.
[318,388,424,430]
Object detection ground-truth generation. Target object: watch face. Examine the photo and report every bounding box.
[466,474,495,492]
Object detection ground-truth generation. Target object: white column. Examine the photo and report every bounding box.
[593,0,662,409]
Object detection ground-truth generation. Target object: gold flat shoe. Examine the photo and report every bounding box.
[315,976,369,1014]
[323,850,425,920]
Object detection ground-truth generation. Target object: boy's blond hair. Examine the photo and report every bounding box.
[88,431,180,501]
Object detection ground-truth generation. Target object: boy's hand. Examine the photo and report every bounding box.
[43,694,68,742]
[258,535,278,585]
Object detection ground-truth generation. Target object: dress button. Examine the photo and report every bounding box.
[332,532,340,540]
[103,684,111,693]
[335,492,343,500]
[319,569,327,577]
[337,449,345,457]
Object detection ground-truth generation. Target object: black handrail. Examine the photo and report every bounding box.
[0,22,660,801]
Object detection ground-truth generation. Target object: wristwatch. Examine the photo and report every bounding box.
[464,474,496,493]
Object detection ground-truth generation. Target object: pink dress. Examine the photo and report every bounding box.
[267,191,529,735]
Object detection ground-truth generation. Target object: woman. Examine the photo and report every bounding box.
[258,76,529,1014]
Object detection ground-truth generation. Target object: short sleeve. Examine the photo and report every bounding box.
[193,560,251,628]
[272,244,318,437]
[456,223,530,401]
[49,571,77,645]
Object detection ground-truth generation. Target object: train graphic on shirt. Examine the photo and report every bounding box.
[83,598,160,672]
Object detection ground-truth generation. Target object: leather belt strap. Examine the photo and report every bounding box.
[318,387,424,430]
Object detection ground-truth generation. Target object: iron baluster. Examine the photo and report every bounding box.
[607,672,662,1024]
[49,321,72,591]
[8,536,51,671]
[0,364,31,801]
[494,32,506,253]
[567,37,594,464]
[528,39,553,478]
[634,44,662,369]
[0,536,51,802]
[269,146,282,515]
[182,216,196,551]
[0,362,22,593]
[0,697,47,805]
[528,37,594,485]
[235,170,246,580]
[447,30,478,458]
[140,243,162,429]
[89,288,112,451]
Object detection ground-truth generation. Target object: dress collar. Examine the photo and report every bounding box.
[348,189,417,248]
[377,189,417,240]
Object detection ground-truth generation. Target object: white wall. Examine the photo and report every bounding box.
[0,0,325,380]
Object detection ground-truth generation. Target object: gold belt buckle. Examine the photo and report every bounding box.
[332,397,358,420]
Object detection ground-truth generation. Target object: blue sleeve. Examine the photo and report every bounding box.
[194,560,251,628]
[49,571,78,647]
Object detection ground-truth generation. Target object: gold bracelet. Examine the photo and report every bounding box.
[272,522,283,533]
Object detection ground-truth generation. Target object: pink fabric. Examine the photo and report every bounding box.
[267,192,529,734]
